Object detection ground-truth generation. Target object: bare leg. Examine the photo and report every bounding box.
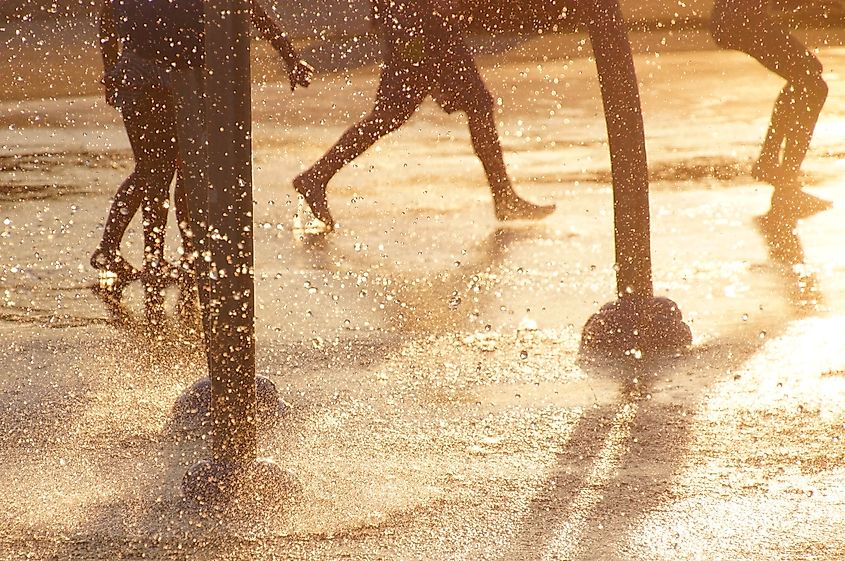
[712,1,828,184]
[750,48,827,183]
[172,165,201,286]
[171,167,201,321]
[746,35,829,215]
[755,85,791,175]
[93,174,144,278]
[139,189,171,323]
[425,22,554,221]
[170,67,214,339]
[93,92,177,280]
[173,167,192,258]
[294,73,425,227]
[140,191,171,270]
[781,78,827,177]
[711,1,829,216]
[464,97,556,220]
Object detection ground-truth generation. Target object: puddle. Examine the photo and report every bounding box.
[0,183,90,201]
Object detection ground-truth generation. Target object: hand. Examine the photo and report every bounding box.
[103,77,121,108]
[287,59,314,91]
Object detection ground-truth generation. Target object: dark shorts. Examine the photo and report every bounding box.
[711,0,774,51]
[374,0,490,114]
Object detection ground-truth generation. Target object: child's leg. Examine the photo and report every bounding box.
[171,167,200,320]
[304,80,424,181]
[94,173,143,273]
[139,93,179,269]
[173,166,191,258]
[436,39,554,220]
[748,35,826,179]
[294,66,427,226]
[140,188,171,323]
[712,2,827,180]
[463,91,554,220]
[93,93,178,275]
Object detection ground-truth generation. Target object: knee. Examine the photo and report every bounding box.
[463,87,496,122]
[807,61,827,97]
[370,106,414,134]
[795,62,828,105]
[472,87,496,115]
[811,74,829,105]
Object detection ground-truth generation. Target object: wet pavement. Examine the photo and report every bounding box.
[2,28,845,560]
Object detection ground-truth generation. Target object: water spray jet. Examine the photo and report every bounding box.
[576,0,692,359]
[178,0,293,506]
[171,375,286,434]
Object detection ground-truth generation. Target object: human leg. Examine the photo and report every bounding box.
[740,29,828,214]
[711,1,829,216]
[92,92,178,280]
[170,166,201,321]
[172,166,192,259]
[463,90,555,220]
[139,93,179,272]
[133,93,178,323]
[91,174,144,280]
[748,35,826,181]
[171,164,201,289]
[435,39,554,220]
[169,69,208,263]
[139,163,177,323]
[294,66,426,227]
[712,2,827,183]
[169,67,213,335]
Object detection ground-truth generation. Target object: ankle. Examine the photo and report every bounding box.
[91,246,117,267]
[299,167,328,184]
[491,185,517,202]
[756,149,779,164]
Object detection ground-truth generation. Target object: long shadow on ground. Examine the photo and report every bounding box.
[496,210,823,560]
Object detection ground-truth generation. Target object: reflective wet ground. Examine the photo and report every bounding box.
[2,27,845,560]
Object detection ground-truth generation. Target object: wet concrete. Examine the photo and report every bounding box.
[2,28,845,560]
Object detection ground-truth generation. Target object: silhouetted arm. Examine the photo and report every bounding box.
[250,1,295,66]
[98,0,119,73]
[250,0,313,89]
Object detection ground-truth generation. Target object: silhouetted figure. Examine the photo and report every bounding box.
[294,0,555,230]
[93,0,312,316]
[711,0,831,217]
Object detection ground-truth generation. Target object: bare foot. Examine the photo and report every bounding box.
[494,196,555,221]
[90,247,139,284]
[293,172,335,230]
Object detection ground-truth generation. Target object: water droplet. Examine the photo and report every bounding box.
[448,292,461,309]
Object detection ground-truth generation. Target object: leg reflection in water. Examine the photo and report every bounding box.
[755,208,822,311]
